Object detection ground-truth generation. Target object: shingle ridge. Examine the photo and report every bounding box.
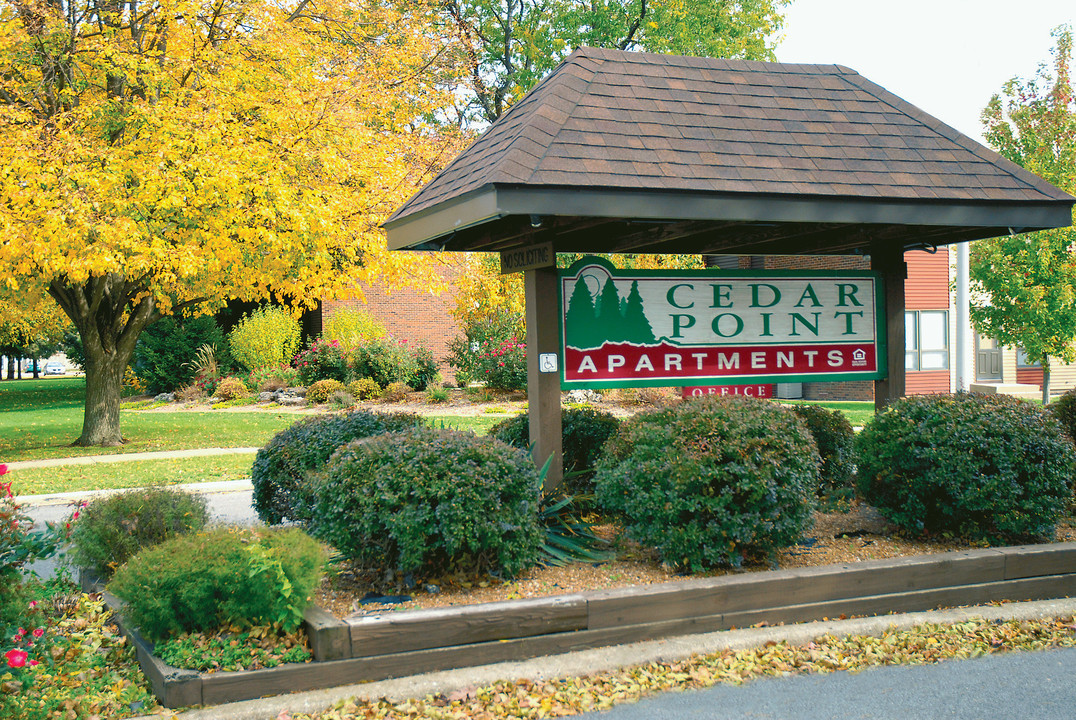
[574,45,850,76]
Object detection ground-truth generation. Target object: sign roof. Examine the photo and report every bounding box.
[386,47,1074,256]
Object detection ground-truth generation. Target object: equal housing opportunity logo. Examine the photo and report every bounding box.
[557,257,887,389]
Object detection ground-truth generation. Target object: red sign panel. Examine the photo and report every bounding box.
[682,384,775,399]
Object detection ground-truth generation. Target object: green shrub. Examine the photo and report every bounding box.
[490,407,621,495]
[305,427,542,579]
[293,338,349,385]
[1048,388,1076,444]
[307,378,344,404]
[411,346,440,391]
[69,487,209,578]
[351,337,417,388]
[789,404,856,502]
[108,527,325,642]
[228,306,301,371]
[133,315,228,394]
[595,395,819,571]
[213,376,251,401]
[347,377,381,401]
[856,393,1075,543]
[322,307,386,350]
[251,410,422,524]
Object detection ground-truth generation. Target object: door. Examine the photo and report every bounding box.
[975,334,1002,381]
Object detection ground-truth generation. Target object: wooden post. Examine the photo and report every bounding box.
[871,241,906,412]
[525,266,564,493]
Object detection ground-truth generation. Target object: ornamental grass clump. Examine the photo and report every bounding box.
[68,487,209,579]
[108,527,326,642]
[304,427,543,579]
[856,392,1075,543]
[251,410,422,524]
[595,395,819,571]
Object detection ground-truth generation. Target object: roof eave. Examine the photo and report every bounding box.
[385,184,1075,252]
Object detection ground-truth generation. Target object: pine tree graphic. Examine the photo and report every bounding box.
[597,279,628,342]
[565,277,600,349]
[623,281,656,344]
[564,274,656,349]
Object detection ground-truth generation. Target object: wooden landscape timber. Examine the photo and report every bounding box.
[87,542,1076,708]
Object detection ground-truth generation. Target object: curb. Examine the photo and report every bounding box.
[135,596,1076,720]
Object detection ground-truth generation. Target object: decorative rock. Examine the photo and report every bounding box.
[207,396,224,405]
[565,389,602,404]
[278,396,306,406]
[153,392,175,402]
[258,392,276,402]
[287,386,308,397]
[424,583,440,594]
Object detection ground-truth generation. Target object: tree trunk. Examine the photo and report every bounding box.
[77,346,128,446]
[1042,356,1051,406]
[31,356,40,379]
[47,274,160,447]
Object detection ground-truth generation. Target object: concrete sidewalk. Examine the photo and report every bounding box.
[6,446,259,471]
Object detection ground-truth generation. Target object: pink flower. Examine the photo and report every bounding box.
[0,464,7,476]
[5,649,28,668]
[29,660,38,667]
[31,629,43,639]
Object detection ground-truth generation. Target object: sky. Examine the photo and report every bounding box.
[775,0,1075,144]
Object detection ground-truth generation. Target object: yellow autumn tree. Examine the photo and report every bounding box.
[0,0,459,444]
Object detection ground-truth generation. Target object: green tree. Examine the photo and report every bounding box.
[442,0,790,123]
[971,25,1076,403]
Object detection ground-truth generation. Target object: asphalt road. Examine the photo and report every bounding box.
[576,645,1076,720]
[23,485,259,580]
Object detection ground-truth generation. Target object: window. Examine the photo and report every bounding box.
[1016,349,1041,368]
[905,310,948,371]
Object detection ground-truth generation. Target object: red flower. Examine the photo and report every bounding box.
[0,464,7,476]
[5,649,28,668]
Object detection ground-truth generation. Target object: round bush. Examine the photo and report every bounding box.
[595,395,819,571]
[108,527,325,642]
[69,487,209,578]
[213,376,251,401]
[251,410,422,524]
[789,404,856,500]
[489,407,621,495]
[347,378,381,401]
[856,393,1075,543]
[307,378,344,404]
[305,427,542,579]
[1048,388,1076,444]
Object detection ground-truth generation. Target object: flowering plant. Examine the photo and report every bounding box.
[474,337,527,392]
[293,337,349,385]
[1,466,70,596]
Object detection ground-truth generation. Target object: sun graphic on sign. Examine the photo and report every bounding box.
[578,264,613,299]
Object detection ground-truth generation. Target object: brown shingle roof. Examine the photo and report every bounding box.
[385,47,1074,254]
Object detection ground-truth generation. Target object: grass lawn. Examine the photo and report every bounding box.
[784,399,875,427]
[1,377,299,462]
[7,453,257,495]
